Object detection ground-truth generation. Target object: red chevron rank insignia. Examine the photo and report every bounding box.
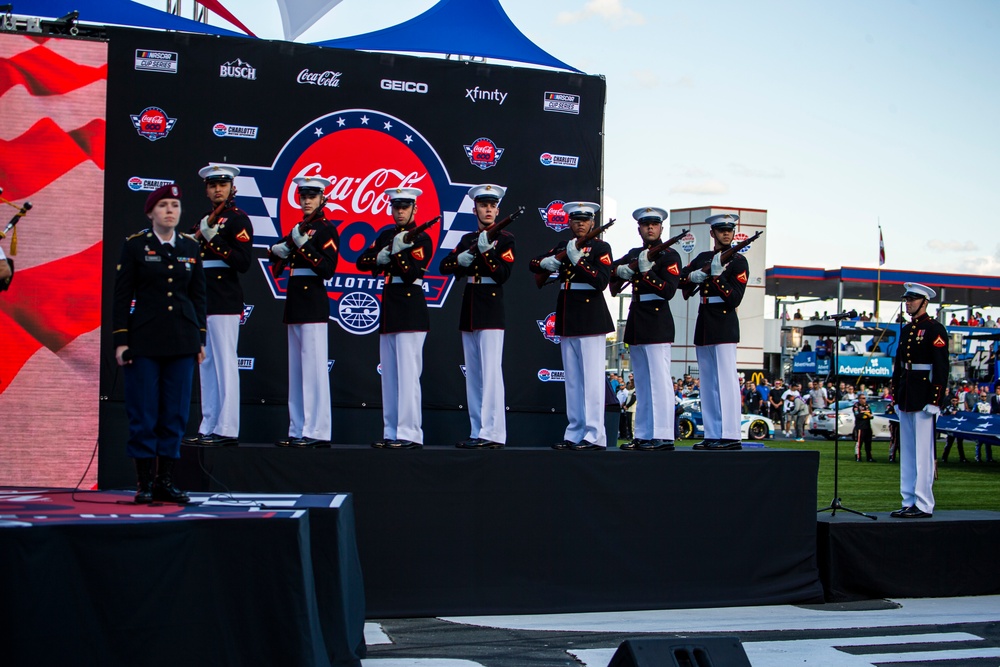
[236,229,251,242]
[501,248,515,263]
[323,239,338,252]
[412,247,425,261]
[599,253,611,265]
[667,262,680,275]
[933,335,946,347]
[736,271,748,284]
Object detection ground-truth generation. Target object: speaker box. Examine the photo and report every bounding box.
[608,636,752,667]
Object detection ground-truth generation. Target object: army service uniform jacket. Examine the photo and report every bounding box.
[529,238,614,338]
[356,223,433,334]
[890,313,949,412]
[609,244,682,345]
[193,204,254,315]
[680,249,749,346]
[439,229,516,331]
[113,229,206,356]
[269,217,339,324]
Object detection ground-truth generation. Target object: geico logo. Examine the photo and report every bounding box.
[380,79,428,93]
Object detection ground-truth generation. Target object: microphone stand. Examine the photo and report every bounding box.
[818,313,877,519]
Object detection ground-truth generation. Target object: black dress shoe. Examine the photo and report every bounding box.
[385,440,422,449]
[481,441,504,449]
[640,439,675,451]
[200,434,238,447]
[692,439,717,450]
[898,506,932,519]
[456,437,485,449]
[889,506,913,518]
[552,440,575,450]
[706,440,742,450]
[276,438,294,447]
[182,433,207,445]
[569,441,603,451]
[619,439,643,450]
[291,437,330,448]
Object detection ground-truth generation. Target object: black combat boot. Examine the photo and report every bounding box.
[152,457,190,504]
[134,458,156,504]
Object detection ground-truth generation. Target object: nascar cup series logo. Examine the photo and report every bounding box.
[538,200,569,232]
[464,137,504,170]
[130,106,177,142]
[231,110,474,335]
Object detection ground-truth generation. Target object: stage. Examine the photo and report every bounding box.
[0,489,366,667]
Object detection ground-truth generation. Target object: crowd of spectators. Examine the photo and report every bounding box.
[948,312,997,328]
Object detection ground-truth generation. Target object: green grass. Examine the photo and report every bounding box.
[768,438,1000,513]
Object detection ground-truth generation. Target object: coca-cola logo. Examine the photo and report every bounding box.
[536,312,560,344]
[129,106,177,142]
[297,69,341,87]
[232,109,474,335]
[463,137,504,170]
[538,200,569,232]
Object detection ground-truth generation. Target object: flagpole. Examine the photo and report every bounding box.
[876,221,883,322]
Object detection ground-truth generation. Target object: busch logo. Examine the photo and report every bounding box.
[464,137,504,170]
[539,200,569,232]
[536,312,560,344]
[220,58,256,80]
[465,86,508,105]
[130,106,177,142]
[297,69,341,87]
[232,110,474,336]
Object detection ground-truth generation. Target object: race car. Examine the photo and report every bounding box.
[676,399,775,441]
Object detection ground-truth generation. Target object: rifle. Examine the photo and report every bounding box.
[684,230,763,297]
[192,189,234,240]
[269,201,329,279]
[609,228,688,297]
[534,219,615,289]
[402,215,441,244]
[0,200,32,241]
[483,206,525,243]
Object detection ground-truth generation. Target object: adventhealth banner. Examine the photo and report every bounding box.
[793,353,894,377]
[99,28,607,425]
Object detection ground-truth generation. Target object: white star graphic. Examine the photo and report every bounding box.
[314,127,323,137]
[384,121,393,131]
[404,134,413,144]
[360,115,369,125]
[336,117,346,127]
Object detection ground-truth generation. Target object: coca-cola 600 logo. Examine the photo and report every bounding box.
[232,110,474,335]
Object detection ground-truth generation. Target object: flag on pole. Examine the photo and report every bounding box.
[878,225,885,266]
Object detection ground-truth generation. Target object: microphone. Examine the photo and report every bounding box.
[829,312,853,320]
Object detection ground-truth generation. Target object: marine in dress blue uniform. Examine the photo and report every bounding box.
[113,184,206,504]
[268,176,340,447]
[184,164,253,447]
[529,201,614,450]
[680,213,749,450]
[440,184,516,449]
[610,206,681,451]
[889,282,949,518]
[357,187,433,449]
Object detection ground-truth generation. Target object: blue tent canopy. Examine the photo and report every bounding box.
[13,0,245,37]
[313,0,581,72]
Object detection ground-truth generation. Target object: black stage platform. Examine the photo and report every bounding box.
[0,489,366,667]
[818,510,1000,601]
[173,445,826,617]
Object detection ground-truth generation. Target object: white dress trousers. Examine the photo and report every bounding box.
[631,342,674,441]
[380,331,427,443]
[198,314,241,438]
[897,409,936,513]
[561,334,607,448]
[462,329,506,444]
[696,343,741,441]
[287,323,331,440]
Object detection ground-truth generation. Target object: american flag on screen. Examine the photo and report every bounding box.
[0,35,107,485]
[878,225,885,266]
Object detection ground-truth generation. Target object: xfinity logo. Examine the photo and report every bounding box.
[465,86,508,105]
[381,79,428,94]
[220,58,257,80]
[297,69,341,87]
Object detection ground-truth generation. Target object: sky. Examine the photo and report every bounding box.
[135,0,1000,309]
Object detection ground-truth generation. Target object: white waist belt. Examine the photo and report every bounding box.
[561,283,595,290]
[638,293,665,302]
[701,296,724,304]
[906,363,932,371]
[290,268,317,277]
[202,260,228,268]
[390,277,423,285]
[471,276,497,285]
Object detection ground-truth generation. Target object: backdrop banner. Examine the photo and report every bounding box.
[99,27,608,445]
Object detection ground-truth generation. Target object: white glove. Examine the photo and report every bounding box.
[270,242,291,259]
[457,249,475,267]
[688,269,708,284]
[200,215,218,242]
[616,264,636,280]
[923,404,941,415]
[565,241,584,265]
[376,247,392,266]
[391,231,413,254]
[540,256,562,273]
[710,252,724,276]
[638,249,653,274]
[291,224,310,248]
[477,230,496,253]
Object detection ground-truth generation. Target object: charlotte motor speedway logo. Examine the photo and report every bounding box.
[229,109,477,335]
